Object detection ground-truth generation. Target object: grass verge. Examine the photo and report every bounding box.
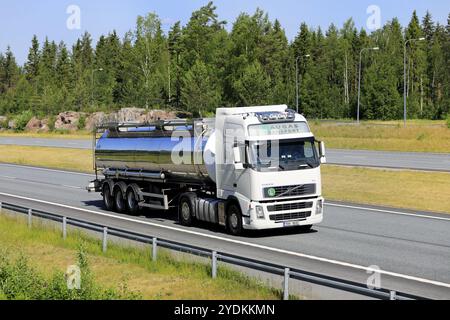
[0,145,93,173]
[0,213,283,300]
[322,165,450,214]
[0,145,448,214]
[310,122,450,153]
[0,131,91,140]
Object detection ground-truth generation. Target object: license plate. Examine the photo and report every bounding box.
[283,221,301,227]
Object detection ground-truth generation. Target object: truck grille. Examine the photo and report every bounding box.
[269,211,312,222]
[267,202,313,212]
[264,184,316,198]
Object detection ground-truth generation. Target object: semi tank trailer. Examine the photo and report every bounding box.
[87,105,326,235]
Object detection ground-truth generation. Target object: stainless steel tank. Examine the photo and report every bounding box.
[95,124,217,184]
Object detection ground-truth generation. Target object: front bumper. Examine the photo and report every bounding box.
[243,197,324,230]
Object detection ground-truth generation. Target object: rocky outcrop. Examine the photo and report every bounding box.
[85,112,107,131]
[55,112,85,131]
[25,117,50,132]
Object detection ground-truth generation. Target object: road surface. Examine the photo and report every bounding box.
[1,136,449,172]
[0,163,449,299]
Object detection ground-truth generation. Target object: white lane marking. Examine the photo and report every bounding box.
[326,203,450,222]
[0,192,449,289]
[0,163,95,177]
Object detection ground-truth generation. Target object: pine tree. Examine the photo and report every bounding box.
[25,35,40,81]
[181,60,220,115]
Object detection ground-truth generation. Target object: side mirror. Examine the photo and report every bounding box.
[319,141,327,164]
[233,146,244,170]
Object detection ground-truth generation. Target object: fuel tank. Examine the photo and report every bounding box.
[95,125,217,184]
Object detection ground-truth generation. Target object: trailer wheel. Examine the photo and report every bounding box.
[179,196,194,227]
[102,183,115,211]
[227,203,243,236]
[126,187,140,215]
[114,187,126,213]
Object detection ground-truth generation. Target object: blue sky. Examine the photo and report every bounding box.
[1,0,448,65]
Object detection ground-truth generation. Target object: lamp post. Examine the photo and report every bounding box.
[295,54,311,113]
[357,47,379,124]
[91,68,104,106]
[403,37,425,127]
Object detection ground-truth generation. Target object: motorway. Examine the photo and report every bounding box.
[1,136,449,172]
[0,163,449,299]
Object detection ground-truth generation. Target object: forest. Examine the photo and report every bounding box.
[0,2,449,120]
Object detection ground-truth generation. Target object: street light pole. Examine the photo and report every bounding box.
[295,54,310,113]
[403,37,425,127]
[357,47,379,124]
[91,68,104,106]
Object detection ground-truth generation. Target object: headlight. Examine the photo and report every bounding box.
[255,206,265,219]
[316,200,323,215]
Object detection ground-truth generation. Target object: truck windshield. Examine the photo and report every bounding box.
[249,138,319,172]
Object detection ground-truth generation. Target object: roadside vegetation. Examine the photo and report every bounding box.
[310,121,450,153]
[0,131,91,140]
[0,145,92,172]
[322,165,450,213]
[0,213,283,300]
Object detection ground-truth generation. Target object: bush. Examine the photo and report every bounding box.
[446,114,450,129]
[0,245,141,300]
[0,117,8,129]
[47,115,56,132]
[13,111,34,131]
[77,114,86,131]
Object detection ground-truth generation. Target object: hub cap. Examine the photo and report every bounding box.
[181,202,190,221]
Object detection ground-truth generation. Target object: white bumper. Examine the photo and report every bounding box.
[242,197,324,230]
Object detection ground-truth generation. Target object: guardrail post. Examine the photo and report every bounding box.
[0,201,2,211]
[283,268,290,300]
[152,238,158,262]
[390,290,397,300]
[102,227,108,253]
[62,217,67,240]
[212,251,217,279]
[28,209,32,228]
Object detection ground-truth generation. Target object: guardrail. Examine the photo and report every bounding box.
[0,201,427,300]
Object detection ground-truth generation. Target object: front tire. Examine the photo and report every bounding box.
[179,196,194,227]
[227,203,243,236]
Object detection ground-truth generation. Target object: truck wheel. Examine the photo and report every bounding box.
[114,187,126,213]
[126,188,140,215]
[102,184,115,211]
[179,196,194,227]
[227,203,243,236]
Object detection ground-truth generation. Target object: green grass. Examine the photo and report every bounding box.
[0,145,93,173]
[0,131,91,140]
[310,121,450,153]
[0,213,284,300]
[322,165,450,214]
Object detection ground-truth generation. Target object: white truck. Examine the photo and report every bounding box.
[88,105,326,235]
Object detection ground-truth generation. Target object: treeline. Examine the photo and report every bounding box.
[0,2,449,120]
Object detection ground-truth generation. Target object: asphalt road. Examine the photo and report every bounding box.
[1,136,449,172]
[0,163,449,299]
